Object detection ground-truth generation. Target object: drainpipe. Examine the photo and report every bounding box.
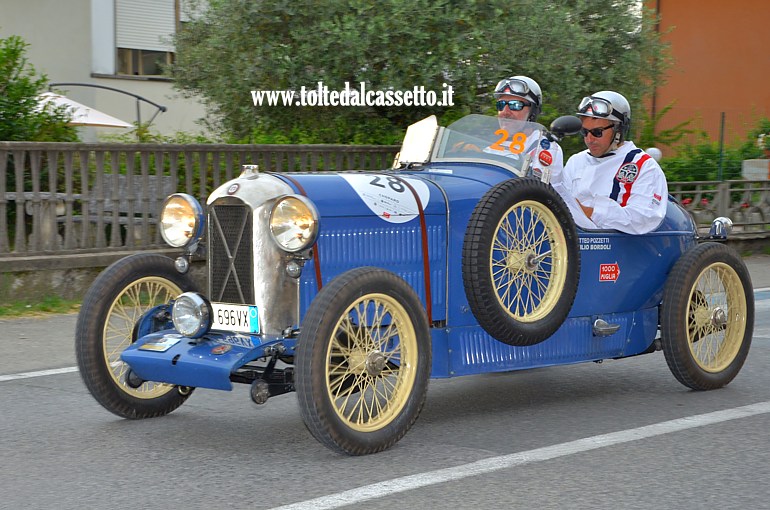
[651,0,661,120]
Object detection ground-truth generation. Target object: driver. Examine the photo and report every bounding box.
[550,91,668,234]
[484,75,564,182]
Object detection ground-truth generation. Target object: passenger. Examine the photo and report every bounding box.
[485,75,563,182]
[550,91,668,234]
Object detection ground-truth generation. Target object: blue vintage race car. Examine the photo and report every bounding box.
[76,114,755,455]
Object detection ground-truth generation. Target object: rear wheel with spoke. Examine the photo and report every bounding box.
[661,243,754,390]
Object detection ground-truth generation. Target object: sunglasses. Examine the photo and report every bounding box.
[579,125,614,138]
[496,99,532,112]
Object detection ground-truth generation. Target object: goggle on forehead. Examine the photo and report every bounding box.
[494,78,531,98]
[578,96,623,120]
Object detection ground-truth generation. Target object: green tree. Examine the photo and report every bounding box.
[2,34,78,247]
[658,118,768,182]
[171,0,669,144]
[636,102,698,150]
[0,34,78,141]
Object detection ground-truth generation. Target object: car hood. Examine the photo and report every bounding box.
[275,165,515,221]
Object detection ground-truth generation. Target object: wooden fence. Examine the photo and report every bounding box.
[1,142,399,257]
[1,142,769,259]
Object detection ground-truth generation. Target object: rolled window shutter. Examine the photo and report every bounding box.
[116,0,175,52]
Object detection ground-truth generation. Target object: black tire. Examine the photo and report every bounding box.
[75,253,199,418]
[661,243,754,390]
[296,267,431,455]
[463,178,580,346]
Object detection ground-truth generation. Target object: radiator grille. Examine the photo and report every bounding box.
[208,203,254,304]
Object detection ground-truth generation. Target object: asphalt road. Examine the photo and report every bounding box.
[1,255,769,510]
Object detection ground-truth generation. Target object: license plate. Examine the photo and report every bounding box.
[211,303,260,334]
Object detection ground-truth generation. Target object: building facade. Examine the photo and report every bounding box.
[1,0,208,139]
[649,0,770,145]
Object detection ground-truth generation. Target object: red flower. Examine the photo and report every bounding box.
[681,198,692,206]
[700,198,709,205]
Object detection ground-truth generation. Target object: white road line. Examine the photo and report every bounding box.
[0,366,78,382]
[271,400,770,510]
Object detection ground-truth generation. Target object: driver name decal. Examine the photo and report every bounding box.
[340,174,431,224]
[579,237,612,250]
[599,263,621,282]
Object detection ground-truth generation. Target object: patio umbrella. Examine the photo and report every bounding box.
[36,92,133,128]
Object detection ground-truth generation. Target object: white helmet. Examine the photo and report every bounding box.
[576,90,631,142]
[494,75,542,121]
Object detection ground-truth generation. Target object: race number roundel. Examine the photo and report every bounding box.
[340,174,431,224]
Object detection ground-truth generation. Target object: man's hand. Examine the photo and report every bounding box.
[451,142,481,153]
[578,200,594,219]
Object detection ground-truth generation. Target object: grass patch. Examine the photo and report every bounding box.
[0,296,81,317]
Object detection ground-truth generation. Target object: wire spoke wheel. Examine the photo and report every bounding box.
[463,178,580,346]
[76,254,198,418]
[103,276,182,399]
[326,294,417,432]
[296,267,431,455]
[661,243,753,390]
[491,200,567,322]
[685,263,746,373]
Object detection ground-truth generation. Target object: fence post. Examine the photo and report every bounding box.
[717,111,725,181]
[717,181,730,217]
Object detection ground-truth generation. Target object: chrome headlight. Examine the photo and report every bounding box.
[172,292,212,338]
[269,195,319,252]
[160,193,205,248]
[709,216,733,239]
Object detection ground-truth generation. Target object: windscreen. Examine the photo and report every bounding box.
[435,114,547,174]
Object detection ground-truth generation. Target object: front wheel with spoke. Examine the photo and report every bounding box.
[660,242,754,390]
[463,178,580,346]
[296,267,431,455]
[75,253,199,418]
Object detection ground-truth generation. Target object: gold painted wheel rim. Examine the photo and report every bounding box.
[102,277,182,399]
[490,200,568,322]
[686,262,747,372]
[325,294,418,432]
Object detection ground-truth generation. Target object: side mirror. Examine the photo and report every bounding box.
[548,115,583,141]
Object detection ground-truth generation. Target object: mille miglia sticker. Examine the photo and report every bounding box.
[599,263,620,282]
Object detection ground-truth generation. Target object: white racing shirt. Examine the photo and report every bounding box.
[551,141,668,234]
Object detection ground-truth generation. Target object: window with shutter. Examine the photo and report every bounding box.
[115,0,177,76]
